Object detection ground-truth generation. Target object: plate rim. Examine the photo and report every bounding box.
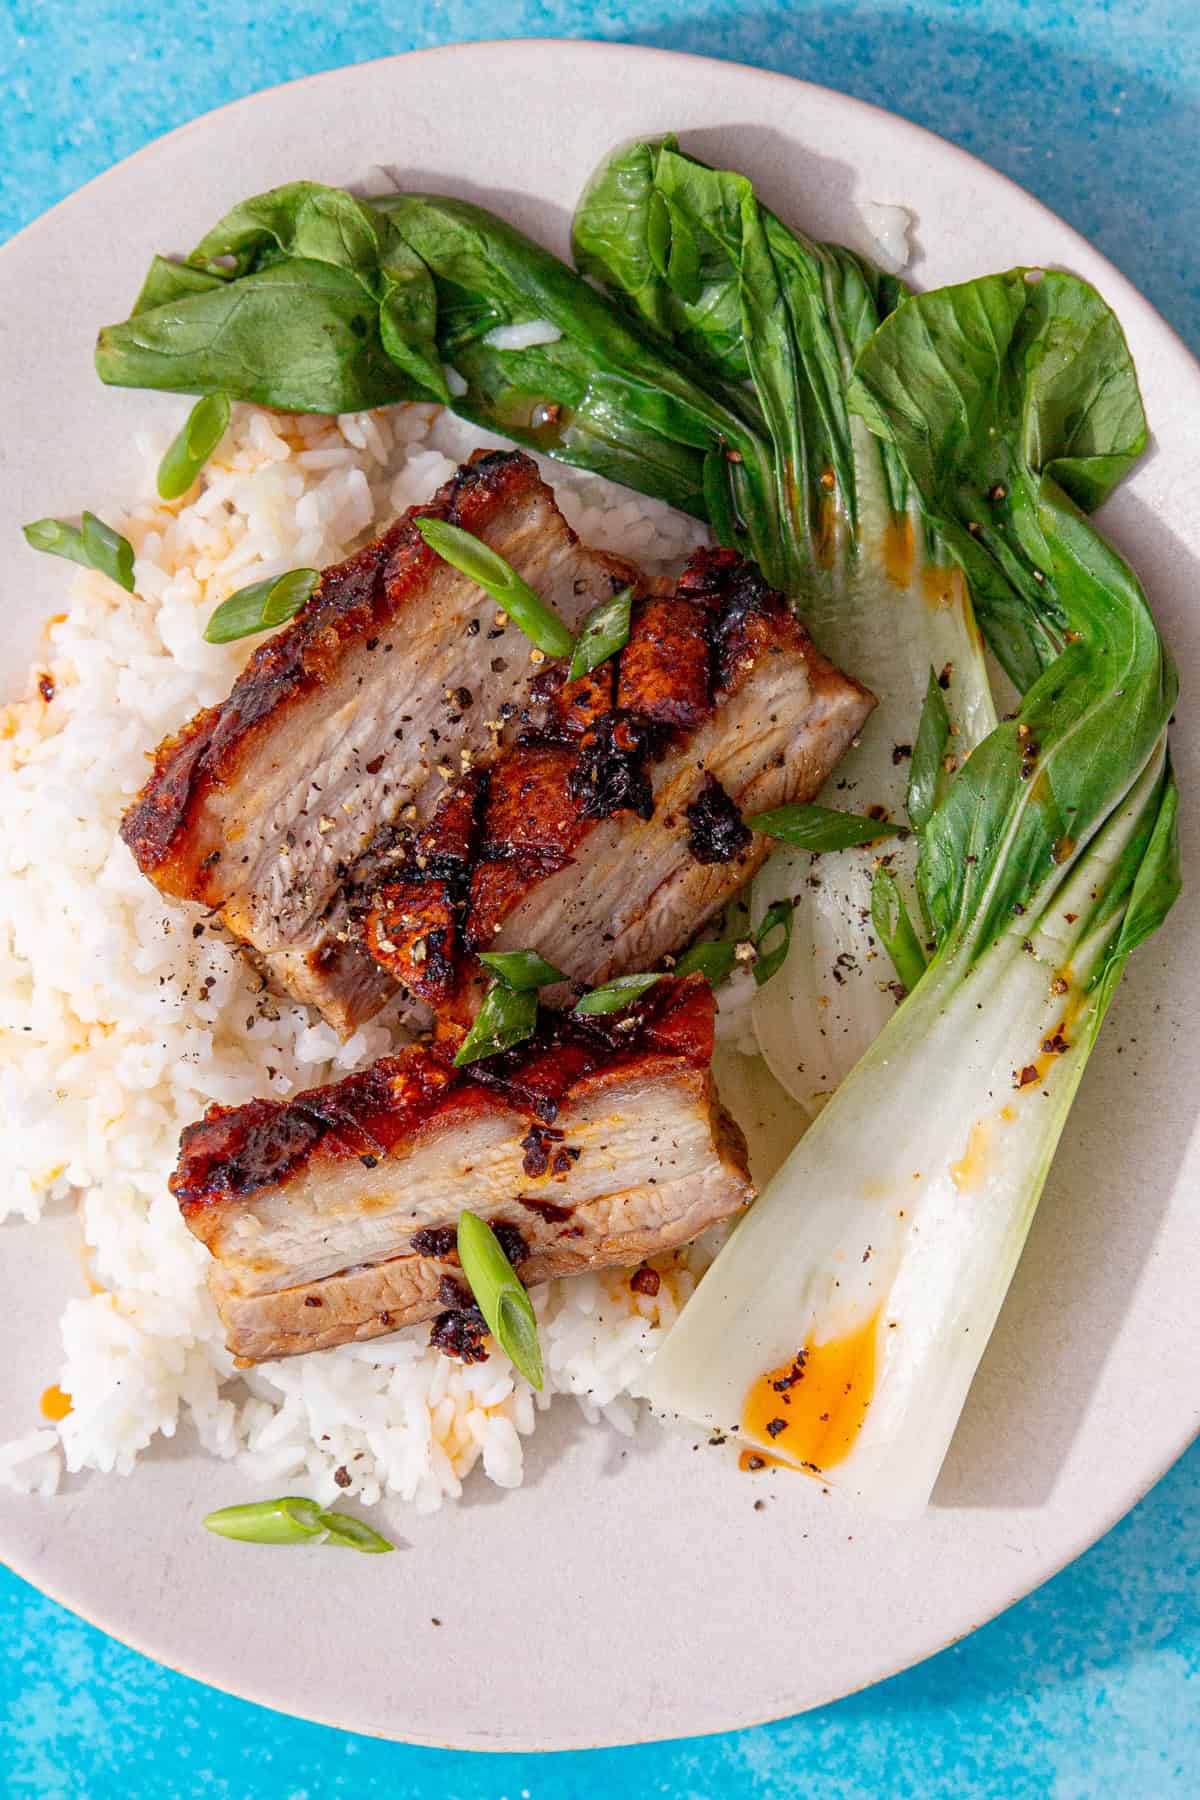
[2,35,1197,1748]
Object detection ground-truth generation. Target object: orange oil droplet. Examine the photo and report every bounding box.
[921,562,957,608]
[882,514,915,587]
[950,1119,992,1192]
[742,1308,881,1474]
[1052,833,1076,864]
[814,494,840,569]
[41,1385,72,1422]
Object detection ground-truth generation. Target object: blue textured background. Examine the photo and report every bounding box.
[1,2,1197,1793]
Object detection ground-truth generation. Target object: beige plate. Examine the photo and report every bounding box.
[1,40,1198,1751]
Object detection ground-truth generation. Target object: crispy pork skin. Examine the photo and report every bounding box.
[362,547,876,1015]
[171,976,752,1362]
[120,451,641,1029]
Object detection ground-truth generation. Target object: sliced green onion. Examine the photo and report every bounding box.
[202,1496,394,1552]
[573,972,665,1016]
[456,1210,543,1390]
[204,567,319,644]
[453,980,538,1065]
[745,803,901,852]
[673,939,739,985]
[752,900,794,987]
[477,950,566,991]
[567,585,633,681]
[870,865,928,996]
[203,1496,326,1545]
[157,393,231,499]
[416,517,575,660]
[907,669,952,831]
[318,1513,396,1554]
[24,512,136,592]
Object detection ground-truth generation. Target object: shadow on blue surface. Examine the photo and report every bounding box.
[627,4,1200,353]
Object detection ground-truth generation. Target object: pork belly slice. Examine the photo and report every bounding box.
[171,975,752,1363]
[120,450,642,1028]
[362,547,876,1018]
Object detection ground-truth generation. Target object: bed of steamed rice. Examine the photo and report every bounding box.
[0,399,717,1512]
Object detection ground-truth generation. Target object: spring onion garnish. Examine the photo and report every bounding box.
[568,585,633,681]
[23,512,136,593]
[477,950,566,990]
[745,803,901,851]
[453,980,538,1065]
[672,939,738,985]
[907,670,952,829]
[674,899,795,990]
[204,568,319,644]
[456,1210,544,1389]
[416,517,575,660]
[573,972,665,1016]
[202,1497,394,1552]
[751,900,794,987]
[157,393,231,500]
[870,866,927,994]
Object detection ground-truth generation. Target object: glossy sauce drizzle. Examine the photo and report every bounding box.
[741,1308,881,1474]
[882,515,915,587]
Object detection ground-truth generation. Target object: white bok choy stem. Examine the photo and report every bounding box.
[650,743,1173,1517]
[649,268,1180,1516]
[751,420,996,1116]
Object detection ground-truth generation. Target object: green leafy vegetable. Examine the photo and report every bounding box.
[568,585,633,681]
[97,182,448,411]
[476,950,566,990]
[650,268,1179,1519]
[24,512,136,592]
[752,900,794,987]
[870,865,927,994]
[204,568,318,644]
[573,136,911,577]
[202,1497,393,1552]
[456,1211,543,1390]
[453,980,539,1065]
[572,972,665,1016]
[157,393,231,499]
[906,670,953,831]
[415,518,575,660]
[746,803,901,851]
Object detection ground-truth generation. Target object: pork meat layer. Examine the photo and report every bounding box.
[361,547,876,1023]
[120,450,641,1032]
[171,975,751,1362]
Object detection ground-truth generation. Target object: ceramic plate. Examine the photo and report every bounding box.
[1,40,1197,1750]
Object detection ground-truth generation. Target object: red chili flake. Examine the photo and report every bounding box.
[631,1267,661,1297]
[765,1418,789,1439]
[304,1294,323,1308]
[333,1466,351,1489]
[1014,1064,1040,1088]
[38,673,55,703]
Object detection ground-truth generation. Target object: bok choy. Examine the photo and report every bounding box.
[647,268,1179,1517]
[573,138,997,1112]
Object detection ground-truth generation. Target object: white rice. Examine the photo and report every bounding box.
[0,400,710,1507]
[481,319,563,351]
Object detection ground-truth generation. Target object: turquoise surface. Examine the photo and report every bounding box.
[1,2,1197,1793]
